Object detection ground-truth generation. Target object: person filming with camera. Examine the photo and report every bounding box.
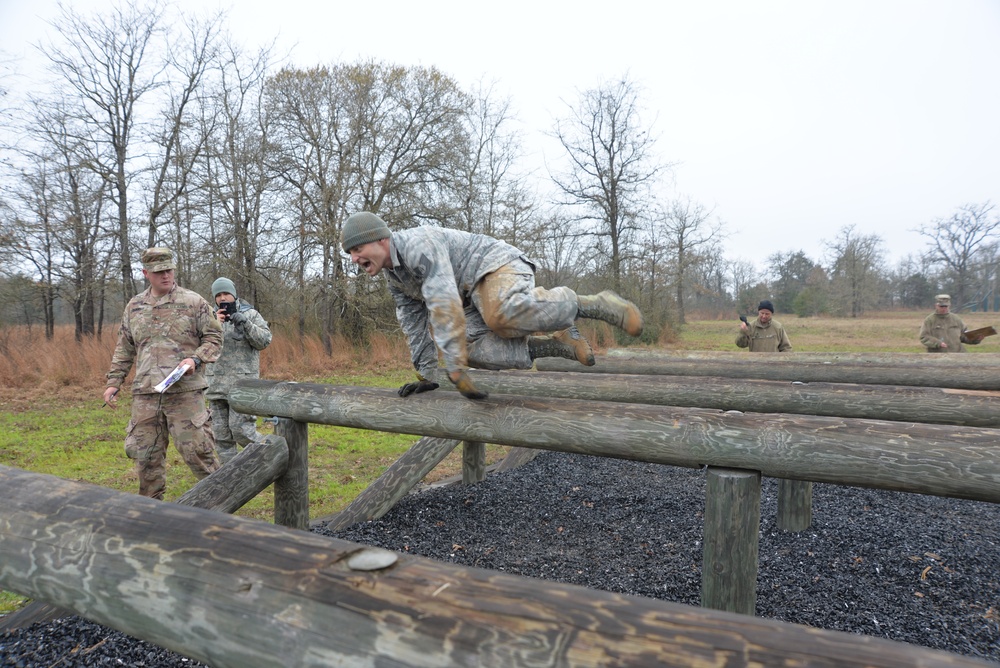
[206,277,272,464]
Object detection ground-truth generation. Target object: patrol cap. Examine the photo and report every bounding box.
[141,247,176,272]
[935,294,951,306]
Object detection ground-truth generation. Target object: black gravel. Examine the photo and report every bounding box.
[3,451,1000,666]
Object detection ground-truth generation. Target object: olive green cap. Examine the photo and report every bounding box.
[341,212,391,252]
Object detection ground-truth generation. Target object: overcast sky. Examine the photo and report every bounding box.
[3,0,999,270]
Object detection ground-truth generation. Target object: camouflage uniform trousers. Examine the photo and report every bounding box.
[209,398,264,464]
[466,259,579,370]
[125,390,219,500]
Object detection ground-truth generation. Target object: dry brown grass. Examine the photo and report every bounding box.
[0,325,414,398]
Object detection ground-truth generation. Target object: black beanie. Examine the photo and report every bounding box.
[757,300,775,313]
[341,212,391,252]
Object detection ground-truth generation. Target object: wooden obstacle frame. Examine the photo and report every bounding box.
[2,351,1000,667]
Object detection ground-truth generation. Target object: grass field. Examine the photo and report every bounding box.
[2,310,998,614]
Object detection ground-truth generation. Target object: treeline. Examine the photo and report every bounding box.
[1,2,998,347]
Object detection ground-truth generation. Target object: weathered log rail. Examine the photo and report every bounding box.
[229,380,1000,503]
[607,349,1000,366]
[536,354,1000,389]
[436,368,1000,426]
[1,465,995,668]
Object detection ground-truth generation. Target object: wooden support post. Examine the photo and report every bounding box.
[777,478,813,532]
[462,441,486,484]
[274,418,309,530]
[702,467,761,616]
[320,437,459,531]
[495,447,539,472]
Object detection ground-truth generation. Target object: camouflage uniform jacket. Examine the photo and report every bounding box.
[205,299,272,401]
[106,285,223,395]
[919,312,967,352]
[384,226,529,382]
[736,318,792,352]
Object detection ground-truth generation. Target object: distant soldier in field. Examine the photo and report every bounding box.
[206,277,272,464]
[102,247,223,499]
[919,294,981,353]
[736,299,792,353]
[341,211,644,401]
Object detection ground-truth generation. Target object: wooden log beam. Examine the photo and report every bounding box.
[177,434,288,513]
[319,437,459,531]
[229,380,1000,503]
[607,349,1000,367]
[439,369,1000,427]
[536,355,1000,390]
[0,465,992,668]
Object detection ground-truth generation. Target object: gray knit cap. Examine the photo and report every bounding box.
[341,212,391,252]
[211,277,237,299]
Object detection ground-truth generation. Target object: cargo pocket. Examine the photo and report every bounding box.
[123,418,140,460]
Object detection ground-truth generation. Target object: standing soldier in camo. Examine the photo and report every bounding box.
[206,277,272,464]
[919,294,981,353]
[341,211,644,401]
[102,247,224,499]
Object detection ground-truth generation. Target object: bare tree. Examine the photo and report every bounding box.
[43,0,167,301]
[450,80,530,239]
[917,202,1000,309]
[824,224,886,317]
[551,74,668,293]
[198,38,275,304]
[142,11,223,254]
[728,258,762,315]
[662,198,725,324]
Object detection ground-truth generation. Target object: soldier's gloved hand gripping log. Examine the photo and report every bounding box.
[398,376,440,397]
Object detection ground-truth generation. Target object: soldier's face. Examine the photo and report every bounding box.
[215,293,235,306]
[758,309,772,324]
[349,239,390,277]
[143,269,175,296]
[936,303,949,314]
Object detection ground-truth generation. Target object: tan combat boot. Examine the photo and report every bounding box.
[577,290,644,337]
[528,326,595,366]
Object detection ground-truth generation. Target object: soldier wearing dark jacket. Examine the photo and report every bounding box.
[103,247,223,499]
[206,277,272,463]
[341,211,644,401]
[736,299,792,353]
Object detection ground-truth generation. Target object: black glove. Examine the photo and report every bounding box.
[398,378,440,397]
[449,370,489,401]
